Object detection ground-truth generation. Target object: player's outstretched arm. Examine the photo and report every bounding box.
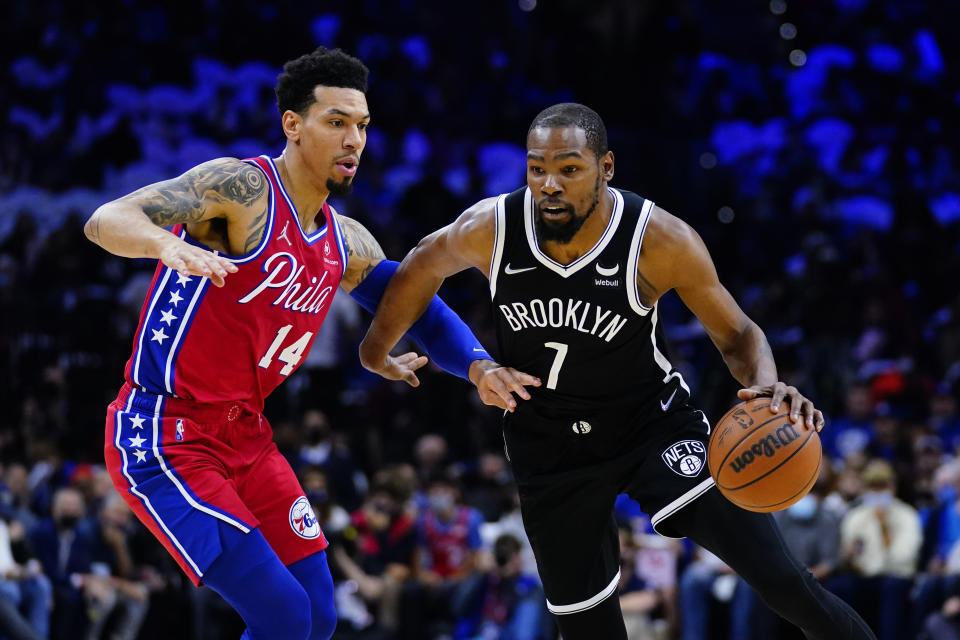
[649,207,823,430]
[357,198,540,411]
[82,158,269,286]
[334,213,427,385]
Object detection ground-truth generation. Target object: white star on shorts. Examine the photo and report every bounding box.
[128,434,146,448]
[133,449,147,463]
[129,415,145,429]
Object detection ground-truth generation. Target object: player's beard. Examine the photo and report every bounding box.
[326,176,354,197]
[534,176,601,245]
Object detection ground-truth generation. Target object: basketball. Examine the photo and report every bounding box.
[707,398,822,513]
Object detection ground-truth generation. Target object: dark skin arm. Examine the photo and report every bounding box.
[634,206,823,430]
[359,197,541,411]
[336,212,430,386]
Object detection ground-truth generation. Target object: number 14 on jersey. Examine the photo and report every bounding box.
[259,325,314,376]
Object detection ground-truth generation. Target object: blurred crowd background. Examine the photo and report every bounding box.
[2,0,960,638]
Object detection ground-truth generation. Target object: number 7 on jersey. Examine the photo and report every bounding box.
[543,341,568,390]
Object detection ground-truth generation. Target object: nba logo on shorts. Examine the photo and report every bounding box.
[661,440,706,477]
[175,419,184,441]
[289,496,321,539]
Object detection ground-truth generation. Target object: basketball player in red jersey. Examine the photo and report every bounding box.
[360,103,876,640]
[83,48,537,640]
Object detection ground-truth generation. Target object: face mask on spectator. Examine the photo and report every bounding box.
[428,493,454,513]
[494,546,514,568]
[860,490,892,508]
[56,514,80,530]
[787,494,818,520]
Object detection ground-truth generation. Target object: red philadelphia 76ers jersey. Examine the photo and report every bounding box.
[122,155,347,411]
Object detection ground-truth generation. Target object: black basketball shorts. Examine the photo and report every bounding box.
[503,403,715,616]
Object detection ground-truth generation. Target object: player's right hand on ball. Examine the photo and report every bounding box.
[159,238,237,287]
[469,360,540,412]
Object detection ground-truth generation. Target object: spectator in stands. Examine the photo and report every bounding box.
[450,533,546,640]
[80,493,149,640]
[406,474,483,639]
[27,487,89,640]
[915,465,960,634]
[617,527,666,640]
[0,464,39,531]
[299,409,365,512]
[678,546,752,640]
[0,515,50,640]
[737,482,843,639]
[333,470,417,636]
[839,459,922,640]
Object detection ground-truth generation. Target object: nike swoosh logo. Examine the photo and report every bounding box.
[473,347,486,352]
[595,263,619,277]
[504,263,536,275]
[660,388,678,411]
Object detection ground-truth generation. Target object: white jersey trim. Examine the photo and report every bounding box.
[225,157,277,264]
[546,569,621,615]
[489,193,509,299]
[651,476,715,538]
[523,187,624,278]
[146,394,252,534]
[116,390,203,577]
[650,304,691,395]
[327,205,349,273]
[132,266,174,388]
[164,265,211,394]
[263,156,328,244]
[625,199,655,316]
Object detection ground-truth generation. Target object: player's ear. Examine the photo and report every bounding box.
[600,150,614,183]
[281,110,303,144]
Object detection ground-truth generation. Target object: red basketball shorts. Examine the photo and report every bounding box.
[104,383,327,586]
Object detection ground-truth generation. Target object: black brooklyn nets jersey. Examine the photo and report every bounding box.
[490,186,690,423]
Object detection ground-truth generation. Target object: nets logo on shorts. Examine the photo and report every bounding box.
[661,440,706,477]
[289,496,321,539]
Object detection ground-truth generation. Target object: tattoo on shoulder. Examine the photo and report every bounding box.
[138,160,266,227]
[242,206,269,254]
[340,216,386,282]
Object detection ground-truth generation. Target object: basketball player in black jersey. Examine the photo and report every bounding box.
[359,103,875,640]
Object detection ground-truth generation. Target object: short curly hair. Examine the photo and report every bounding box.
[275,47,369,116]
[527,102,608,159]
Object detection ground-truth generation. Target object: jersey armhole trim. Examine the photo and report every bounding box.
[489,193,508,299]
[326,204,349,279]
[208,157,277,264]
[626,199,655,316]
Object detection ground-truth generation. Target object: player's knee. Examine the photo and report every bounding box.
[287,551,337,640]
[306,594,336,640]
[269,581,313,640]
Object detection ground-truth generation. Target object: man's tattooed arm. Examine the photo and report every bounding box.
[128,158,266,227]
[338,215,387,292]
[84,157,268,259]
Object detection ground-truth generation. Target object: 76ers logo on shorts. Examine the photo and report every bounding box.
[289,496,321,539]
[661,440,706,477]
